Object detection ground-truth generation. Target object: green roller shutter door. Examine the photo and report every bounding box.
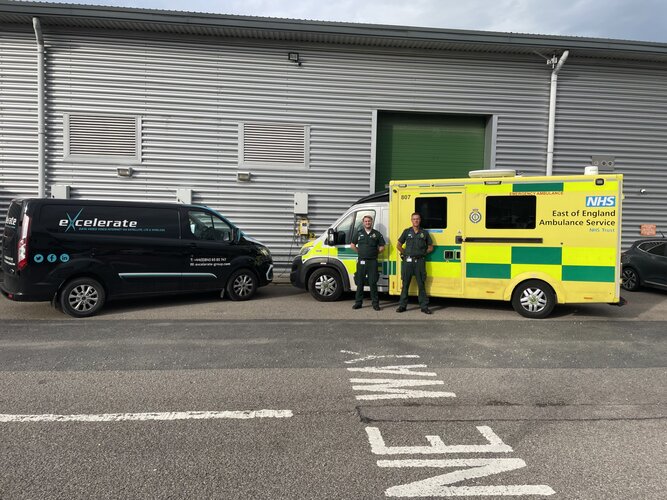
[376,112,486,191]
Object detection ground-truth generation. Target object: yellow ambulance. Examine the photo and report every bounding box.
[290,168,623,318]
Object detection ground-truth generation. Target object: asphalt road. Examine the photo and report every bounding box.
[0,286,665,499]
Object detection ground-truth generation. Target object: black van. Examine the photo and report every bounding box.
[1,199,273,317]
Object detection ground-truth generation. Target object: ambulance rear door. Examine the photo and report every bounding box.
[394,185,466,297]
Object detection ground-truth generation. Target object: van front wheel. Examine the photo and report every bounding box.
[308,268,343,302]
[511,280,556,319]
[226,269,258,301]
[60,277,106,318]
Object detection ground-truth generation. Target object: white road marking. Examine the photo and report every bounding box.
[366,426,513,455]
[344,349,555,496]
[0,410,293,423]
[341,351,421,364]
[350,378,456,400]
[378,458,556,497]
[347,364,437,376]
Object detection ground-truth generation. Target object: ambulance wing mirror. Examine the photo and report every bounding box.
[326,228,336,246]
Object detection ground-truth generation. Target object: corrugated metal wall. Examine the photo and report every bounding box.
[0,31,38,210]
[1,27,665,272]
[554,60,667,243]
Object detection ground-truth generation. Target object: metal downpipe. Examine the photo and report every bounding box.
[546,50,569,176]
[33,17,46,198]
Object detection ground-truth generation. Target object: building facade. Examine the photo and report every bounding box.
[1,2,666,270]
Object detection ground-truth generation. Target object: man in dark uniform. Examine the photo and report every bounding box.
[351,215,386,311]
[396,212,434,314]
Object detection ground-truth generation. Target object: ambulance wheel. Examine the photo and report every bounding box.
[60,277,106,318]
[511,280,556,319]
[621,267,640,291]
[226,269,258,301]
[308,268,343,302]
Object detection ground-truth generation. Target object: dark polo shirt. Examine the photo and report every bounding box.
[398,227,432,257]
[352,229,386,259]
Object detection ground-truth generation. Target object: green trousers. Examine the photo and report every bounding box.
[355,259,379,305]
[398,259,428,309]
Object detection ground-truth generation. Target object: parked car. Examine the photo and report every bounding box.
[1,198,273,317]
[621,237,667,292]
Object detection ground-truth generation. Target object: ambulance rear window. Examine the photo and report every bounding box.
[415,197,447,229]
[486,195,536,229]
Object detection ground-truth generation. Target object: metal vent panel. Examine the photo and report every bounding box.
[241,122,307,165]
[65,114,139,159]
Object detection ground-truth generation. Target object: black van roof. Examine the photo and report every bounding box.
[353,190,389,205]
[16,198,207,211]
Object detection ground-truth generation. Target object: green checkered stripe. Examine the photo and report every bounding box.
[382,246,459,276]
[466,247,616,282]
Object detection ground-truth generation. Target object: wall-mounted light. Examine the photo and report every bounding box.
[116,167,134,177]
[288,52,302,66]
[237,171,252,182]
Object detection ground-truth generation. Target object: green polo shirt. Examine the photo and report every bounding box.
[352,228,386,259]
[398,227,432,257]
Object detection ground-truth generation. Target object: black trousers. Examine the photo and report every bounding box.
[398,258,428,308]
[355,259,379,305]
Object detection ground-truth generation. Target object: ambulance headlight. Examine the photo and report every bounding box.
[299,246,310,256]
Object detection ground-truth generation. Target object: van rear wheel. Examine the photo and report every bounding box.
[226,269,258,301]
[511,280,556,319]
[60,277,106,318]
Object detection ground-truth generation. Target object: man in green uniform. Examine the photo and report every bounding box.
[351,215,386,311]
[396,212,434,314]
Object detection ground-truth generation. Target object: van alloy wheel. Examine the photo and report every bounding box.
[226,269,258,301]
[68,284,99,312]
[233,274,254,297]
[60,277,106,318]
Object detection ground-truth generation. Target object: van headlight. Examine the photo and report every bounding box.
[259,247,271,257]
[299,246,310,256]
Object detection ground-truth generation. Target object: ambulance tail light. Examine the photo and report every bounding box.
[17,214,31,271]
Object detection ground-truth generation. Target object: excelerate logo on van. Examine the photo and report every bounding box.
[60,209,139,232]
[5,215,17,227]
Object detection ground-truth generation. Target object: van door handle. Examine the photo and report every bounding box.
[455,235,464,244]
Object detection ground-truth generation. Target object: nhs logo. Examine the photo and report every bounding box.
[586,196,616,207]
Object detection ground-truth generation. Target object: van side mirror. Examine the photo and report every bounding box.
[232,228,240,242]
[326,228,336,246]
